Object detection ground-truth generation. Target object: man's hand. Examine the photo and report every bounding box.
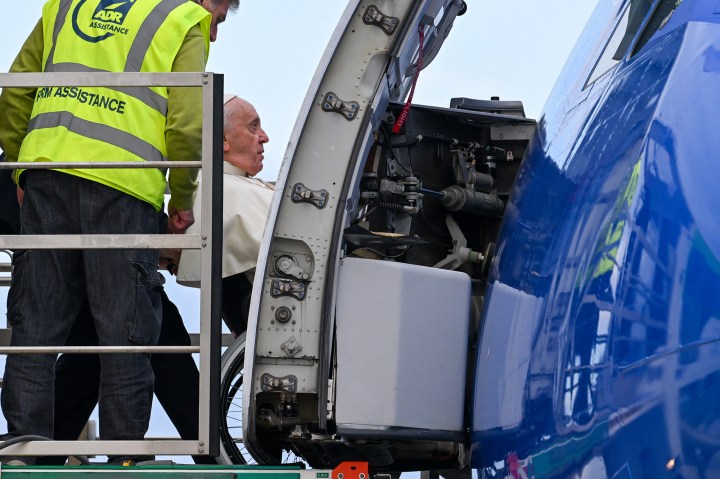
[167,206,194,234]
[17,186,24,207]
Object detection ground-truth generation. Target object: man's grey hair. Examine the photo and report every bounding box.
[223,96,244,132]
[207,0,240,12]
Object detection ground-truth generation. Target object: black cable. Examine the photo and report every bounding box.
[360,245,412,259]
[0,435,92,465]
[379,123,414,175]
[351,205,378,226]
[374,134,423,149]
[0,435,52,451]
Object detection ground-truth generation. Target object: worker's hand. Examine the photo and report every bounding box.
[17,186,24,208]
[167,206,194,234]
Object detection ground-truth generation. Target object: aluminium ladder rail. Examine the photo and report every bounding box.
[0,462,371,479]
[0,71,225,460]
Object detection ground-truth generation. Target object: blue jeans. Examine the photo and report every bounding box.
[2,170,163,440]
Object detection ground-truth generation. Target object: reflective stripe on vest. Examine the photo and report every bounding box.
[29,111,167,164]
[43,0,73,74]
[47,62,168,115]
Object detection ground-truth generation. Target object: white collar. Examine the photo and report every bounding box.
[220,162,274,190]
[223,162,248,177]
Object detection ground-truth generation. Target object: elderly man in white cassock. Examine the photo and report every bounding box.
[175,94,274,336]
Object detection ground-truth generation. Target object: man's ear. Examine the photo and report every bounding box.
[223,133,231,153]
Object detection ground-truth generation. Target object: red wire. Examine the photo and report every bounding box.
[392,23,425,134]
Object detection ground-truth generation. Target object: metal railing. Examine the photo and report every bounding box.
[0,71,224,459]
[0,250,10,288]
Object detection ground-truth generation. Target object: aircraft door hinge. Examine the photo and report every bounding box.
[321,92,360,121]
[292,183,329,209]
[271,278,307,300]
[363,5,399,35]
[261,373,297,392]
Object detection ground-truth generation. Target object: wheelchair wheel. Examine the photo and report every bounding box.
[219,333,256,464]
[219,333,307,466]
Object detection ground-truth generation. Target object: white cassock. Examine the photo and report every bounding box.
[176,162,274,287]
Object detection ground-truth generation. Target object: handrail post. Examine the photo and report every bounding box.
[197,71,224,458]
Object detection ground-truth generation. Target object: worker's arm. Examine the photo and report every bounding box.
[165,23,208,225]
[0,19,43,180]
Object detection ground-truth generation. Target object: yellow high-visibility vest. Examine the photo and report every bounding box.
[18,0,210,210]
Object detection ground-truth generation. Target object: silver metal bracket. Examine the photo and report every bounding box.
[274,254,309,280]
[280,336,304,358]
[363,5,399,35]
[292,183,329,209]
[433,215,484,270]
[321,92,360,121]
[261,373,297,393]
[271,278,307,300]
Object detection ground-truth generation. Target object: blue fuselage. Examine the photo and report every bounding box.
[472,1,720,477]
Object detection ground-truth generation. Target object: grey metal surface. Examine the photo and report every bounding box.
[242,0,466,465]
[0,234,201,250]
[334,257,471,436]
[0,440,206,456]
[0,331,234,348]
[0,463,326,478]
[0,71,207,88]
[0,346,199,354]
[0,161,201,169]
[244,2,420,457]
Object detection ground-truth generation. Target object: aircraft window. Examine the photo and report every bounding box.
[628,0,681,56]
[585,3,632,87]
[614,0,656,61]
[586,0,682,87]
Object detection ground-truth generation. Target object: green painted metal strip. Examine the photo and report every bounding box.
[237,473,301,479]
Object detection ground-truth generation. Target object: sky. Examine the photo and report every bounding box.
[0,0,598,464]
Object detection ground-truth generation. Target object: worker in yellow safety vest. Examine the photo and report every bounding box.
[0,0,215,465]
